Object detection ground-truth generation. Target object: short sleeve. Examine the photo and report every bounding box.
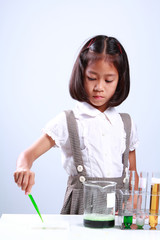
[129,118,139,151]
[42,112,69,148]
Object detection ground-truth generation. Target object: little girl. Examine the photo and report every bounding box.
[14,35,139,214]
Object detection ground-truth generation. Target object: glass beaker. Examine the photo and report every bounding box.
[83,181,117,228]
[149,172,160,230]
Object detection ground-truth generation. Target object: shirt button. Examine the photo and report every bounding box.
[77,165,83,172]
[79,176,85,183]
[102,133,105,136]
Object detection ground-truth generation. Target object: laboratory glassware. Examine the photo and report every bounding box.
[83,181,116,228]
[149,172,160,229]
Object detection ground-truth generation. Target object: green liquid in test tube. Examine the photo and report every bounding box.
[28,194,44,223]
[124,216,133,229]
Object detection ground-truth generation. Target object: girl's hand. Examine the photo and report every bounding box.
[14,169,35,195]
[14,134,55,194]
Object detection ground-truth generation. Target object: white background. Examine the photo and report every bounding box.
[1,0,160,215]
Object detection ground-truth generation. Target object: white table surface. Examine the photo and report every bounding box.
[0,214,160,240]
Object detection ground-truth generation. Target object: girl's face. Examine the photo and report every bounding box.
[84,59,119,112]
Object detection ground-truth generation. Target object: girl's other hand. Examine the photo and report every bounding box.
[14,169,35,195]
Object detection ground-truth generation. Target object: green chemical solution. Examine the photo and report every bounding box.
[28,194,43,223]
[136,217,145,229]
[137,225,143,229]
[84,214,115,228]
[123,216,133,229]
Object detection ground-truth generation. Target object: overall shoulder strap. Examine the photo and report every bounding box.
[119,113,131,175]
[65,110,87,176]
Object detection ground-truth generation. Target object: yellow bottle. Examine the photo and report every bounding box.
[149,184,160,229]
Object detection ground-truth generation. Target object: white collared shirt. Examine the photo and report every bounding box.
[43,102,139,178]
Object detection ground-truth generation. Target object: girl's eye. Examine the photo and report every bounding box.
[87,77,96,81]
[105,80,113,83]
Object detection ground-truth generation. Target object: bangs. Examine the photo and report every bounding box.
[84,51,123,77]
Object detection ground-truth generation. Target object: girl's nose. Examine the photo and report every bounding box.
[93,81,104,91]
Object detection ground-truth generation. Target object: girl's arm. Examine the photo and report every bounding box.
[129,150,139,209]
[14,134,55,195]
[129,149,139,190]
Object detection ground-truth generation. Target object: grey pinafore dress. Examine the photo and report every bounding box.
[61,110,131,215]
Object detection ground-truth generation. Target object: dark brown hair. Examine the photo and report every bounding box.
[69,35,130,107]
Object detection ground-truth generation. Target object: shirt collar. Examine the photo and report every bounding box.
[74,101,117,124]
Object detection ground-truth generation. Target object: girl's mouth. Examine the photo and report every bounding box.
[93,96,104,99]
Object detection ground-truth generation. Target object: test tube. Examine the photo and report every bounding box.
[136,172,149,229]
[123,170,135,229]
[138,172,149,192]
[149,172,160,230]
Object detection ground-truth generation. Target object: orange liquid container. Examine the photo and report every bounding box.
[149,184,160,229]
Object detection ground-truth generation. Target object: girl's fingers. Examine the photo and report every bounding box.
[13,172,18,183]
[25,172,35,195]
[16,172,24,187]
[14,170,35,194]
[21,172,30,191]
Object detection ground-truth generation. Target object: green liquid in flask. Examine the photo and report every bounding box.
[84,214,115,228]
